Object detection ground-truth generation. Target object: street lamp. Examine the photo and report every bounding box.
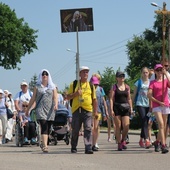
[66,48,80,81]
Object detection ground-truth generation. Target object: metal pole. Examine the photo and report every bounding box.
[76,26,80,81]
[76,26,81,112]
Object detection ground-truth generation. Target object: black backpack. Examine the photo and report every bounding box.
[70,80,93,107]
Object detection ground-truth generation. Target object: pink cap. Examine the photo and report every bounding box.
[154,64,163,70]
[90,76,99,85]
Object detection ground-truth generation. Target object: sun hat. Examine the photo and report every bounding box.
[90,76,100,85]
[0,89,4,94]
[4,90,9,94]
[154,64,163,70]
[116,71,125,77]
[79,66,90,72]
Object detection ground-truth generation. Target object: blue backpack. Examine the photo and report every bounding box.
[96,86,105,116]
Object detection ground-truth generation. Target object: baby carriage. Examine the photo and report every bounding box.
[49,103,70,145]
[15,109,41,147]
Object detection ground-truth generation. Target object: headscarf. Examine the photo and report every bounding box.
[37,69,55,90]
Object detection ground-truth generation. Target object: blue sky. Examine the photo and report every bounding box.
[0,0,168,95]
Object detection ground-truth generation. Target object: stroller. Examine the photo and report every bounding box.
[49,103,70,145]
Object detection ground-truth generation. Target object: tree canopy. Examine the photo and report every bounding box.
[126,15,170,80]
[0,3,38,69]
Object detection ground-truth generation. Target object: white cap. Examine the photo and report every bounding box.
[79,66,90,72]
[20,80,28,86]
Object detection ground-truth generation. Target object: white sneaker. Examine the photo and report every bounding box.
[95,143,99,149]
[0,140,2,145]
[108,138,111,142]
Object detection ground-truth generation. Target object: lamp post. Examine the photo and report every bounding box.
[66,48,80,81]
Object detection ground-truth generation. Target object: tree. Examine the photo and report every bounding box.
[0,3,38,69]
[126,15,170,81]
[29,74,38,92]
[98,67,116,95]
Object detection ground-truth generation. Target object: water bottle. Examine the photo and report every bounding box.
[147,112,152,117]
[130,111,135,120]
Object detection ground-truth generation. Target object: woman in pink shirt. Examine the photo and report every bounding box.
[148,64,170,154]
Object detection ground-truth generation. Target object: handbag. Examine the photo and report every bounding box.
[6,108,14,119]
[115,103,130,112]
[5,98,14,119]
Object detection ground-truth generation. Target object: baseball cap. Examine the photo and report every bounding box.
[90,76,99,85]
[154,64,163,70]
[79,66,90,72]
[116,71,125,77]
[20,80,28,86]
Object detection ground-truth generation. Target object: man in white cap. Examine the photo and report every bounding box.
[14,80,34,113]
[67,66,98,154]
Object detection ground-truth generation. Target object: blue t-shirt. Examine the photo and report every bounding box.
[135,79,149,107]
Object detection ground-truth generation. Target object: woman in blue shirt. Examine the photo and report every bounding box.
[133,67,151,149]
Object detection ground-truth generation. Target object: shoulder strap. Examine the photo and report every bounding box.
[73,80,77,93]
[19,91,22,99]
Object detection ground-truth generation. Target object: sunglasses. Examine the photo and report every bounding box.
[42,72,49,76]
[22,105,28,107]
[164,65,169,67]
[156,69,162,72]
[118,75,125,78]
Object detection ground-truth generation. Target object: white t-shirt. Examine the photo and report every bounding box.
[14,90,33,109]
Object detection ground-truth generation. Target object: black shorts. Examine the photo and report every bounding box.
[113,105,130,117]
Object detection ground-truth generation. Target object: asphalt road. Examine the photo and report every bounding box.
[0,133,170,170]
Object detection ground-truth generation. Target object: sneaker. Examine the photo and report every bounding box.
[24,137,29,144]
[85,149,93,154]
[108,138,111,142]
[161,145,169,154]
[139,139,144,148]
[121,141,127,150]
[95,143,99,149]
[92,145,98,151]
[153,141,160,152]
[145,140,151,149]
[71,148,77,153]
[118,143,122,151]
[31,138,36,145]
[0,140,2,145]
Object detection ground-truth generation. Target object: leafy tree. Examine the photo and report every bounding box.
[29,74,38,92]
[0,3,38,69]
[126,15,170,81]
[98,67,117,95]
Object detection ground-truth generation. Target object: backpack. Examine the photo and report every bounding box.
[70,80,93,107]
[96,86,105,116]
[134,79,141,104]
